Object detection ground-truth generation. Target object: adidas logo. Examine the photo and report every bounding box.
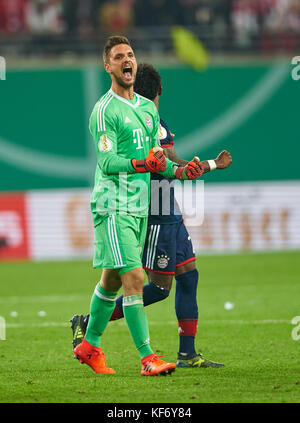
[75,327,83,338]
[125,116,131,123]
[144,364,153,372]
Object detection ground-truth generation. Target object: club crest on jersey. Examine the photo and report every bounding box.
[145,115,153,129]
[157,255,170,269]
[98,134,112,153]
[158,124,167,141]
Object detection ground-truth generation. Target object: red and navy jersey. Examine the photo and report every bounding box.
[157,118,174,148]
[149,118,182,224]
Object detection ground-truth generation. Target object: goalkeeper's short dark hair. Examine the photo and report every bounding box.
[134,63,162,101]
[103,35,131,63]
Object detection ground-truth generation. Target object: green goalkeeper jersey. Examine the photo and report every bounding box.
[89,88,176,227]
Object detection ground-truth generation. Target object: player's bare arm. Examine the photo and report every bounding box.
[214,150,233,169]
[163,146,232,173]
[197,149,232,173]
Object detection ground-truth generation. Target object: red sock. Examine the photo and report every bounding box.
[109,304,123,321]
[178,319,198,337]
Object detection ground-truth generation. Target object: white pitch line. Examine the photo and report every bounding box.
[203,319,291,325]
[0,294,89,304]
[4,319,291,329]
[6,322,70,328]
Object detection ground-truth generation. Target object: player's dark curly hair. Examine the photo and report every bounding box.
[134,63,162,101]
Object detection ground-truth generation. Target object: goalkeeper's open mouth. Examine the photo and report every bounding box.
[122,65,133,82]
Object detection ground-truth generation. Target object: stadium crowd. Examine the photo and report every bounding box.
[0,0,299,52]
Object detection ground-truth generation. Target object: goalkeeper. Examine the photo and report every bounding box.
[72,36,205,377]
[71,61,232,370]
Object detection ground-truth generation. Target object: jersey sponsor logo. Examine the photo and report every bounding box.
[98,134,112,152]
[158,124,167,141]
[145,115,153,129]
[133,128,144,150]
[157,254,170,269]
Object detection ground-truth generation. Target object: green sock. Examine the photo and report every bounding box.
[84,284,118,348]
[122,294,154,359]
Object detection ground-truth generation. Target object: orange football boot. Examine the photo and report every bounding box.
[141,354,176,376]
[73,338,115,374]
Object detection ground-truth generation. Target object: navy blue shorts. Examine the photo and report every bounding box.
[142,221,196,275]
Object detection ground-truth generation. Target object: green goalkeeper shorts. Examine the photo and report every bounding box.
[93,214,148,275]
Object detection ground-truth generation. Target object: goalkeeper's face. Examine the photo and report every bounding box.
[105,44,137,89]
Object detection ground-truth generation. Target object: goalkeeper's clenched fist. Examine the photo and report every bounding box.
[174,156,204,180]
[131,148,205,180]
[132,147,167,173]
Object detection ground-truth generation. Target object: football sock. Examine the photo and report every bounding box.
[175,269,199,355]
[84,284,118,348]
[122,294,154,359]
[110,281,170,321]
[80,281,170,329]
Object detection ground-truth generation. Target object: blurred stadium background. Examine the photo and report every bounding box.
[0,0,300,262]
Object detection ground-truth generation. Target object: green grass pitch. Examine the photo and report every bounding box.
[0,251,299,403]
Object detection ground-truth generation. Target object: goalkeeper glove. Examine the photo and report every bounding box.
[174,156,204,180]
[132,147,167,173]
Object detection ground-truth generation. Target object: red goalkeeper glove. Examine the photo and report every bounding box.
[175,156,204,180]
[132,147,167,173]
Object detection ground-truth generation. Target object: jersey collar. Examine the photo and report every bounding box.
[109,88,140,109]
